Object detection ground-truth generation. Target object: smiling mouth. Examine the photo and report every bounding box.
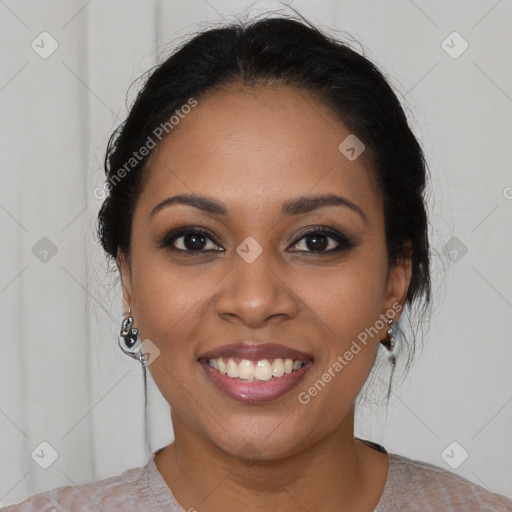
[203,357,312,381]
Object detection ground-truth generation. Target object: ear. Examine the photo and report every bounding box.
[116,249,134,311]
[382,244,412,323]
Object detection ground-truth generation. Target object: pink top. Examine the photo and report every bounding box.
[2,441,511,511]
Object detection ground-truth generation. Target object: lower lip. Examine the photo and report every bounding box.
[200,359,313,404]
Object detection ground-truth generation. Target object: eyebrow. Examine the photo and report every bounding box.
[149,193,366,222]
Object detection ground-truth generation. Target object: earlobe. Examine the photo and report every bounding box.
[384,255,413,319]
[394,256,412,307]
[116,249,133,309]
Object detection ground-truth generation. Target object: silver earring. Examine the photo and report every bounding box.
[382,318,396,401]
[117,308,149,416]
[385,318,396,352]
[118,308,145,365]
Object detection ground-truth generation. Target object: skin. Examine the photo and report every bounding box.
[118,83,412,511]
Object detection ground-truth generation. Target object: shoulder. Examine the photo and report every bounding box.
[0,462,154,512]
[379,452,512,511]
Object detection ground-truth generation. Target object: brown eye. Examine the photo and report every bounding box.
[288,227,356,254]
[159,227,223,253]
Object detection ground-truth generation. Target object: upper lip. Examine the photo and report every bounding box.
[197,342,314,361]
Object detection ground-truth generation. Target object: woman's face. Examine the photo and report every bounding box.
[119,84,410,460]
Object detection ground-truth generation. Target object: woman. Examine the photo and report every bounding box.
[3,15,511,512]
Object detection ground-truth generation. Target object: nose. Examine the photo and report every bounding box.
[215,250,299,329]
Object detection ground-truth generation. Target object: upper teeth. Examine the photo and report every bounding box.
[208,357,306,381]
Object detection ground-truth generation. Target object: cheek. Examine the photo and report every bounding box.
[288,256,388,437]
[129,258,213,407]
[128,243,213,364]
[129,218,212,323]
[132,263,213,343]
[300,252,389,346]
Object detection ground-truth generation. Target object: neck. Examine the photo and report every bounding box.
[154,406,387,512]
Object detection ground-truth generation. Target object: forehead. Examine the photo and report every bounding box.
[138,85,380,218]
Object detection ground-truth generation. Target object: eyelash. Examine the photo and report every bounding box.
[158,226,356,255]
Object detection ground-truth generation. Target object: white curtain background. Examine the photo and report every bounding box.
[1,0,511,506]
